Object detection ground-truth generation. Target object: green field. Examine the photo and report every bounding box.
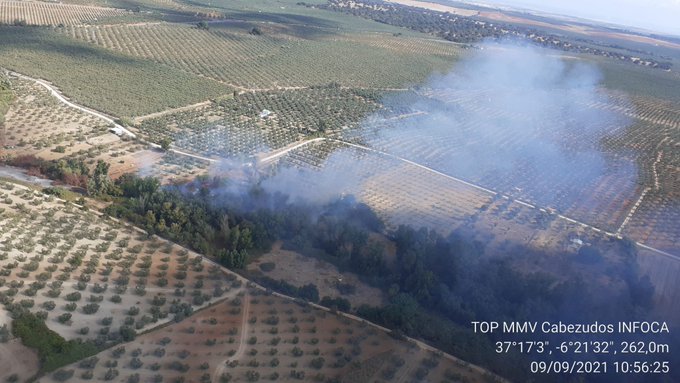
[0,26,231,118]
[57,21,459,89]
[0,0,462,118]
[597,58,680,103]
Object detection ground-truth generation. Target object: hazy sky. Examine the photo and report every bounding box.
[472,0,680,36]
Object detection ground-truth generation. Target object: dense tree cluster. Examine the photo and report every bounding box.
[256,277,320,303]
[104,175,388,276]
[8,155,90,188]
[12,312,99,372]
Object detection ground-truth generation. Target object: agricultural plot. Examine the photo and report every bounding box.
[0,27,231,118]
[1,77,110,156]
[43,287,486,383]
[142,152,212,183]
[57,22,459,89]
[0,1,128,26]
[266,138,629,260]
[138,87,382,159]
[336,32,462,58]
[248,241,386,309]
[0,75,151,179]
[621,191,679,253]
[0,181,242,347]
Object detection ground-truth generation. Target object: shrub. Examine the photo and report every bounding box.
[53,369,74,381]
[104,368,119,381]
[310,357,325,369]
[65,292,81,301]
[82,303,100,314]
[79,356,99,369]
[130,357,143,369]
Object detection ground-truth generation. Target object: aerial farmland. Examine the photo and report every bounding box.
[0,0,678,381]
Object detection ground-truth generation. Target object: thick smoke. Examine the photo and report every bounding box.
[357,41,635,220]
[192,148,366,214]
[258,158,361,205]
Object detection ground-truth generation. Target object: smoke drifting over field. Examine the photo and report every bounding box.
[356,41,635,215]
[258,151,363,205]
[231,41,636,225]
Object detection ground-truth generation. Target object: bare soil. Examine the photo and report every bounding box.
[248,241,386,308]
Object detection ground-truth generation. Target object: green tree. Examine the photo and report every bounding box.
[87,160,113,196]
[159,137,172,151]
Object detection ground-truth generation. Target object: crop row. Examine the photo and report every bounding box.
[0,182,237,344]
[2,78,108,151]
[272,140,492,233]
[138,87,382,159]
[43,286,476,383]
[0,1,126,26]
[58,23,457,89]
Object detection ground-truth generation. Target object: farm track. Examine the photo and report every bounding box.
[7,71,136,138]
[134,100,212,123]
[6,70,220,163]
[616,187,650,236]
[211,293,250,383]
